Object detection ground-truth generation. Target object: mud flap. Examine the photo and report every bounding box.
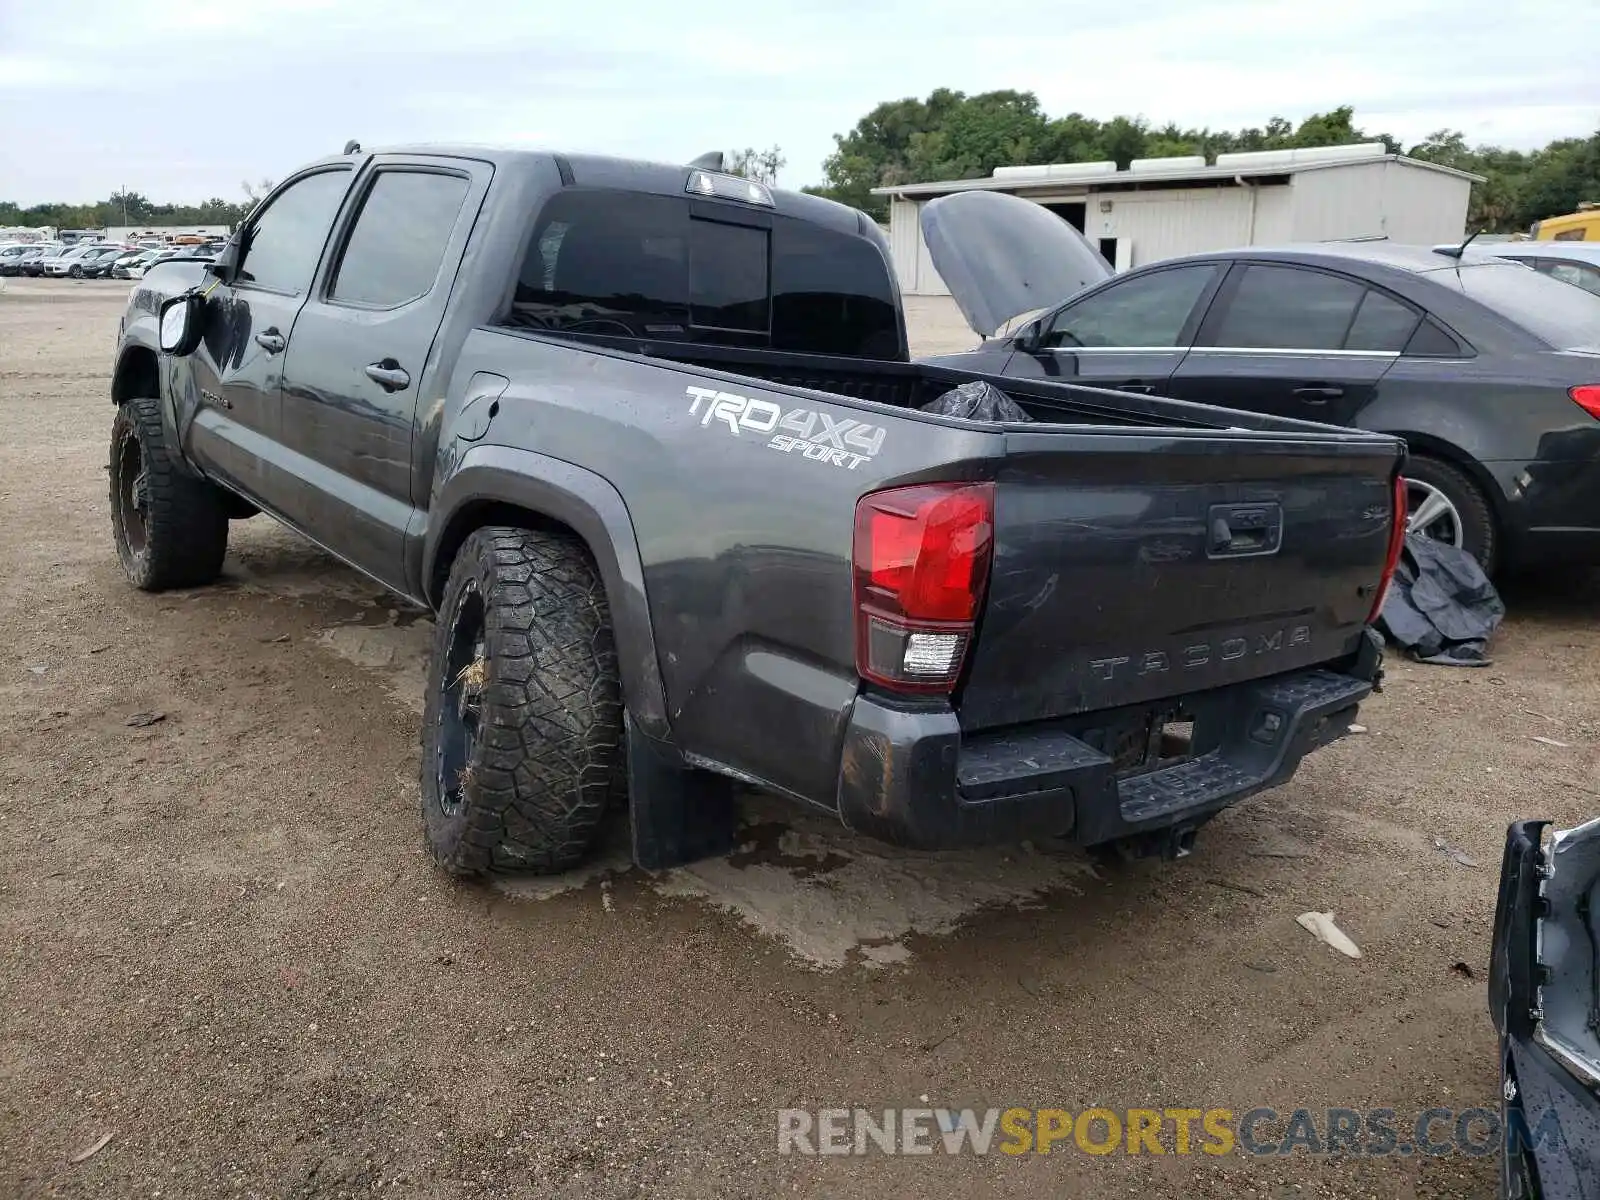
[626,714,738,870]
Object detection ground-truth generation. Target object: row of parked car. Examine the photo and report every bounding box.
[0,239,226,279]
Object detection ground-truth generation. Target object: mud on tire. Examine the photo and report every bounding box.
[109,395,230,590]
[421,526,625,877]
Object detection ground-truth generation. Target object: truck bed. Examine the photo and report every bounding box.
[469,325,1403,740]
[518,330,1354,435]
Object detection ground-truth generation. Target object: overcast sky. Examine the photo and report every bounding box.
[2,0,1596,206]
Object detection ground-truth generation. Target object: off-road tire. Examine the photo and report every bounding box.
[109,395,230,590]
[421,526,624,877]
[1405,455,1497,575]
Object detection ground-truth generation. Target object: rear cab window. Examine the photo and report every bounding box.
[502,189,903,358]
[1447,261,1600,349]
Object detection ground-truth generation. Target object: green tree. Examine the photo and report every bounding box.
[809,90,1595,234]
[726,146,786,186]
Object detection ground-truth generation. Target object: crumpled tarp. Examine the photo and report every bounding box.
[921,380,1033,423]
[1377,533,1505,666]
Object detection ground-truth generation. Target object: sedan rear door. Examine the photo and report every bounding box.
[1167,262,1418,425]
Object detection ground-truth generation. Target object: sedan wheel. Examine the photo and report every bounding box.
[1405,478,1464,548]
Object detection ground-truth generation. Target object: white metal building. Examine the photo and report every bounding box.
[103,225,231,243]
[874,143,1483,297]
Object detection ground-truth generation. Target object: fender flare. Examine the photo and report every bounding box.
[422,444,674,747]
[111,332,161,403]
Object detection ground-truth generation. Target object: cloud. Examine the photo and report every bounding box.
[1,0,1595,205]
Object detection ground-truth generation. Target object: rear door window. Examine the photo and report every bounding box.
[1343,288,1422,351]
[1205,264,1365,350]
[328,170,472,308]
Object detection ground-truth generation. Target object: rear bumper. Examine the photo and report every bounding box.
[1487,456,1600,568]
[835,629,1382,851]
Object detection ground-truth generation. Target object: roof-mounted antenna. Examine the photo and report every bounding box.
[343,140,362,155]
[1435,228,1483,260]
[688,151,724,171]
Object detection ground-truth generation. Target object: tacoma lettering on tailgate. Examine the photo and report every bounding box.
[1089,624,1313,681]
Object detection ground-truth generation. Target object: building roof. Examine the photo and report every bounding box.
[870,144,1485,199]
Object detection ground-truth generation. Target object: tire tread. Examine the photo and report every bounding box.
[421,527,624,877]
[110,395,229,590]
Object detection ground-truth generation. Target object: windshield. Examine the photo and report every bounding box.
[1445,261,1600,349]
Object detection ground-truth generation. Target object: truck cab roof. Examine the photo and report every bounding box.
[304,143,881,242]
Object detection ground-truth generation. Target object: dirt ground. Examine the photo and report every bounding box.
[3,278,1598,1199]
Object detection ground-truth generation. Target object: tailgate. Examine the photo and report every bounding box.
[957,428,1404,731]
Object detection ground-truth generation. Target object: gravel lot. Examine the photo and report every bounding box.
[3,278,1598,1199]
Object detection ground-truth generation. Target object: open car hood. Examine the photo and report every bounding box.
[918,190,1114,337]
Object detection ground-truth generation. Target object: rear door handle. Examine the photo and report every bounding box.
[254,330,286,354]
[364,360,411,392]
[1293,384,1344,402]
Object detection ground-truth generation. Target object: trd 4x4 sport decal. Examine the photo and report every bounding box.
[686,386,885,471]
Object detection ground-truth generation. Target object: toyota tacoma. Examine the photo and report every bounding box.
[108,143,1407,876]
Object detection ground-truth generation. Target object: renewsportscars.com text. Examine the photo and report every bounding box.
[777,1105,1561,1158]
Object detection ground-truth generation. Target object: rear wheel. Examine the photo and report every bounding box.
[420,527,625,877]
[1403,455,1497,575]
[109,396,230,590]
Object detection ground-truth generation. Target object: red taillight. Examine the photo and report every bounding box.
[1369,473,1408,623]
[1569,385,1600,419]
[853,482,994,693]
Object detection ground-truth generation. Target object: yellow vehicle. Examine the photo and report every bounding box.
[1532,204,1600,241]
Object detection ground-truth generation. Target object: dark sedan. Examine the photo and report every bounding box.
[923,205,1600,575]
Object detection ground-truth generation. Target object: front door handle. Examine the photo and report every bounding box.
[1293,384,1345,402]
[254,330,286,354]
[364,360,411,392]
[1118,380,1157,394]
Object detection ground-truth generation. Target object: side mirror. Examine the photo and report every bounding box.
[1013,318,1044,354]
[206,239,240,284]
[158,291,207,357]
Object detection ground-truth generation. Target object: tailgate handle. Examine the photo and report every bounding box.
[1208,503,1283,558]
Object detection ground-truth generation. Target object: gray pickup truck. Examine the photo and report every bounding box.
[109,143,1406,877]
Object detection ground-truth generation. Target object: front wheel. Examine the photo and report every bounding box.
[420,527,625,877]
[109,396,230,589]
[1403,456,1497,575]
[68,265,83,279]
